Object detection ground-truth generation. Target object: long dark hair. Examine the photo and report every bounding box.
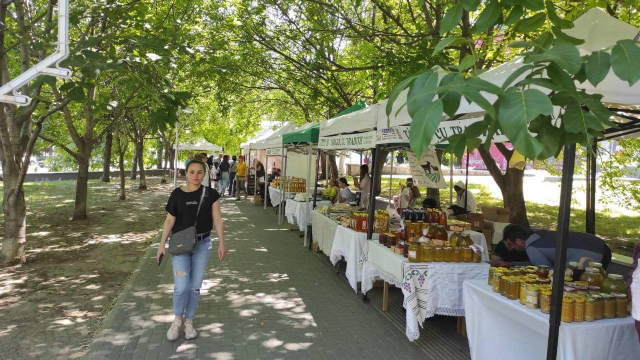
[360,164,369,179]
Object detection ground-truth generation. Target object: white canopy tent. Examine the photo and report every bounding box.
[174,139,222,153]
[318,104,380,150]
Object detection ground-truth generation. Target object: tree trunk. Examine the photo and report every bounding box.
[372,149,389,196]
[169,148,175,170]
[319,153,327,180]
[426,149,444,205]
[73,153,90,220]
[137,138,147,190]
[101,131,112,182]
[328,154,339,179]
[118,146,126,200]
[130,146,138,180]
[157,139,163,169]
[1,168,27,265]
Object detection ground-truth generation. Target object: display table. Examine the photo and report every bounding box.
[285,199,332,231]
[361,241,489,341]
[268,187,283,207]
[310,210,339,253]
[329,225,378,293]
[463,280,640,360]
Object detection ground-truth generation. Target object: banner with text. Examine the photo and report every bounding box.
[407,149,446,189]
[318,131,376,150]
[266,147,283,156]
[377,118,508,145]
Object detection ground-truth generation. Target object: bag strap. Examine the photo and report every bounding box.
[193,186,206,226]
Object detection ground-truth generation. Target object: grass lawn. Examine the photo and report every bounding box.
[0,177,171,358]
[344,176,639,257]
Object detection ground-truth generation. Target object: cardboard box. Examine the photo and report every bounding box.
[311,241,319,252]
[253,195,262,205]
[467,213,485,232]
[482,206,512,223]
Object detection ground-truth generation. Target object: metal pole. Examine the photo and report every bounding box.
[310,149,321,250]
[546,143,577,360]
[278,145,287,225]
[367,145,381,239]
[389,150,394,201]
[465,148,470,212]
[264,154,269,210]
[449,155,454,206]
[173,121,179,189]
[585,148,592,233]
[587,143,597,234]
[304,145,313,247]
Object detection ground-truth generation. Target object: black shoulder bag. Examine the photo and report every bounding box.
[168,186,206,256]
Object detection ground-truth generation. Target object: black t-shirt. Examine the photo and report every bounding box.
[495,240,530,263]
[165,186,221,234]
[219,161,230,173]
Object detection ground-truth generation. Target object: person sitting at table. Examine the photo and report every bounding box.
[422,197,440,210]
[323,178,338,203]
[502,224,612,269]
[337,177,354,203]
[447,180,476,215]
[399,177,421,212]
[490,239,530,268]
[627,242,640,341]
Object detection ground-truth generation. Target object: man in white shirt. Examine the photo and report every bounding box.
[448,180,476,215]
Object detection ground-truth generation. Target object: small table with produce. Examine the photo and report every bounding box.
[285,197,332,231]
[463,278,639,360]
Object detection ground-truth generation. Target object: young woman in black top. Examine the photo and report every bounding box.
[157,160,227,341]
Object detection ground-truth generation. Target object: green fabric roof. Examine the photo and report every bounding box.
[283,124,320,144]
[330,100,367,119]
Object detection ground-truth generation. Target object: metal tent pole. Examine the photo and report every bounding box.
[546,143,577,360]
[304,145,313,247]
[278,145,287,225]
[173,121,179,189]
[464,148,470,212]
[449,155,454,206]
[586,143,597,234]
[367,145,381,239]
[389,150,394,201]
[310,149,321,250]
[264,154,269,210]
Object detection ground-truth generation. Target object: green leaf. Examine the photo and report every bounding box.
[466,77,507,96]
[458,87,496,118]
[58,82,76,92]
[516,78,564,91]
[526,44,582,74]
[581,94,615,126]
[504,6,524,26]
[406,71,439,117]
[473,0,502,34]
[386,73,420,117]
[546,63,577,92]
[439,73,463,117]
[531,116,564,159]
[409,99,444,158]
[445,134,468,159]
[519,0,544,11]
[550,91,575,106]
[68,86,86,101]
[585,51,611,87]
[514,13,547,33]
[461,0,481,12]
[535,32,555,49]
[440,3,463,35]
[574,64,587,83]
[508,41,544,49]
[611,40,640,86]
[546,1,573,29]
[551,26,585,45]
[433,37,469,55]
[563,102,604,134]
[498,89,552,158]
[457,55,477,71]
[501,64,536,89]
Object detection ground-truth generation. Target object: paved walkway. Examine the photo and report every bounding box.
[85,199,459,359]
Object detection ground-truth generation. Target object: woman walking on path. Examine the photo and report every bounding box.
[157,160,227,341]
[218,155,231,196]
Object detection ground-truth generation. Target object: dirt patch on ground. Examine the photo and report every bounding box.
[0,177,172,359]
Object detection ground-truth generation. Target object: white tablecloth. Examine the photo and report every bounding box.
[310,210,339,253]
[329,225,372,293]
[285,199,333,231]
[463,280,640,360]
[361,241,489,341]
[268,187,283,207]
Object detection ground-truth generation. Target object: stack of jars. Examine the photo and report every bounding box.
[373,210,390,234]
[349,212,369,233]
[408,240,482,263]
[488,265,629,321]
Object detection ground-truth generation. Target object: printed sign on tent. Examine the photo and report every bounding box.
[407,149,446,189]
[266,148,283,156]
[377,120,508,145]
[318,131,376,150]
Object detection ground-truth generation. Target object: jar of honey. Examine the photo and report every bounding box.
[452,247,462,263]
[584,296,596,321]
[561,296,574,323]
[444,247,454,262]
[540,290,552,314]
[601,274,627,294]
[536,265,550,279]
[615,293,628,318]
[461,247,473,263]
[574,296,585,322]
[507,278,520,300]
[472,250,481,263]
[593,262,607,280]
[592,294,604,320]
[602,294,616,319]
[492,271,503,293]
[519,280,530,305]
[433,247,444,262]
[580,267,603,287]
[526,285,540,309]
[408,242,421,263]
[500,276,510,297]
[450,228,462,247]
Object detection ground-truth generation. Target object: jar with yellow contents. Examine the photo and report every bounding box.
[420,243,433,262]
[573,296,586,322]
[492,271,503,293]
[461,247,473,263]
[561,296,575,323]
[443,247,454,262]
[584,296,596,322]
[592,294,604,320]
[602,294,616,319]
[507,277,520,300]
[615,293,628,318]
[408,242,421,263]
[433,247,444,262]
[519,279,529,305]
[540,289,552,314]
[500,275,510,297]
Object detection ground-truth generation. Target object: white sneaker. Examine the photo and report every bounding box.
[184,320,198,340]
[166,317,182,342]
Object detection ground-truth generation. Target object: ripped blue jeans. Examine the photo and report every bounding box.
[171,237,212,320]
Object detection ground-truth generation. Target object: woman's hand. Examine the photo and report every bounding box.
[218,242,227,260]
[156,244,166,264]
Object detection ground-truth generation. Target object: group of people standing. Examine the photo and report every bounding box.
[184,152,249,200]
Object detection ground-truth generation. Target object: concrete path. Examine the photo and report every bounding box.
[84,199,458,359]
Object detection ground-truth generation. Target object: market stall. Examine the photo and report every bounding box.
[310,209,340,254]
[258,122,295,214]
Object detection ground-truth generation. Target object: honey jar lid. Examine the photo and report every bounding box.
[562,296,574,303]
